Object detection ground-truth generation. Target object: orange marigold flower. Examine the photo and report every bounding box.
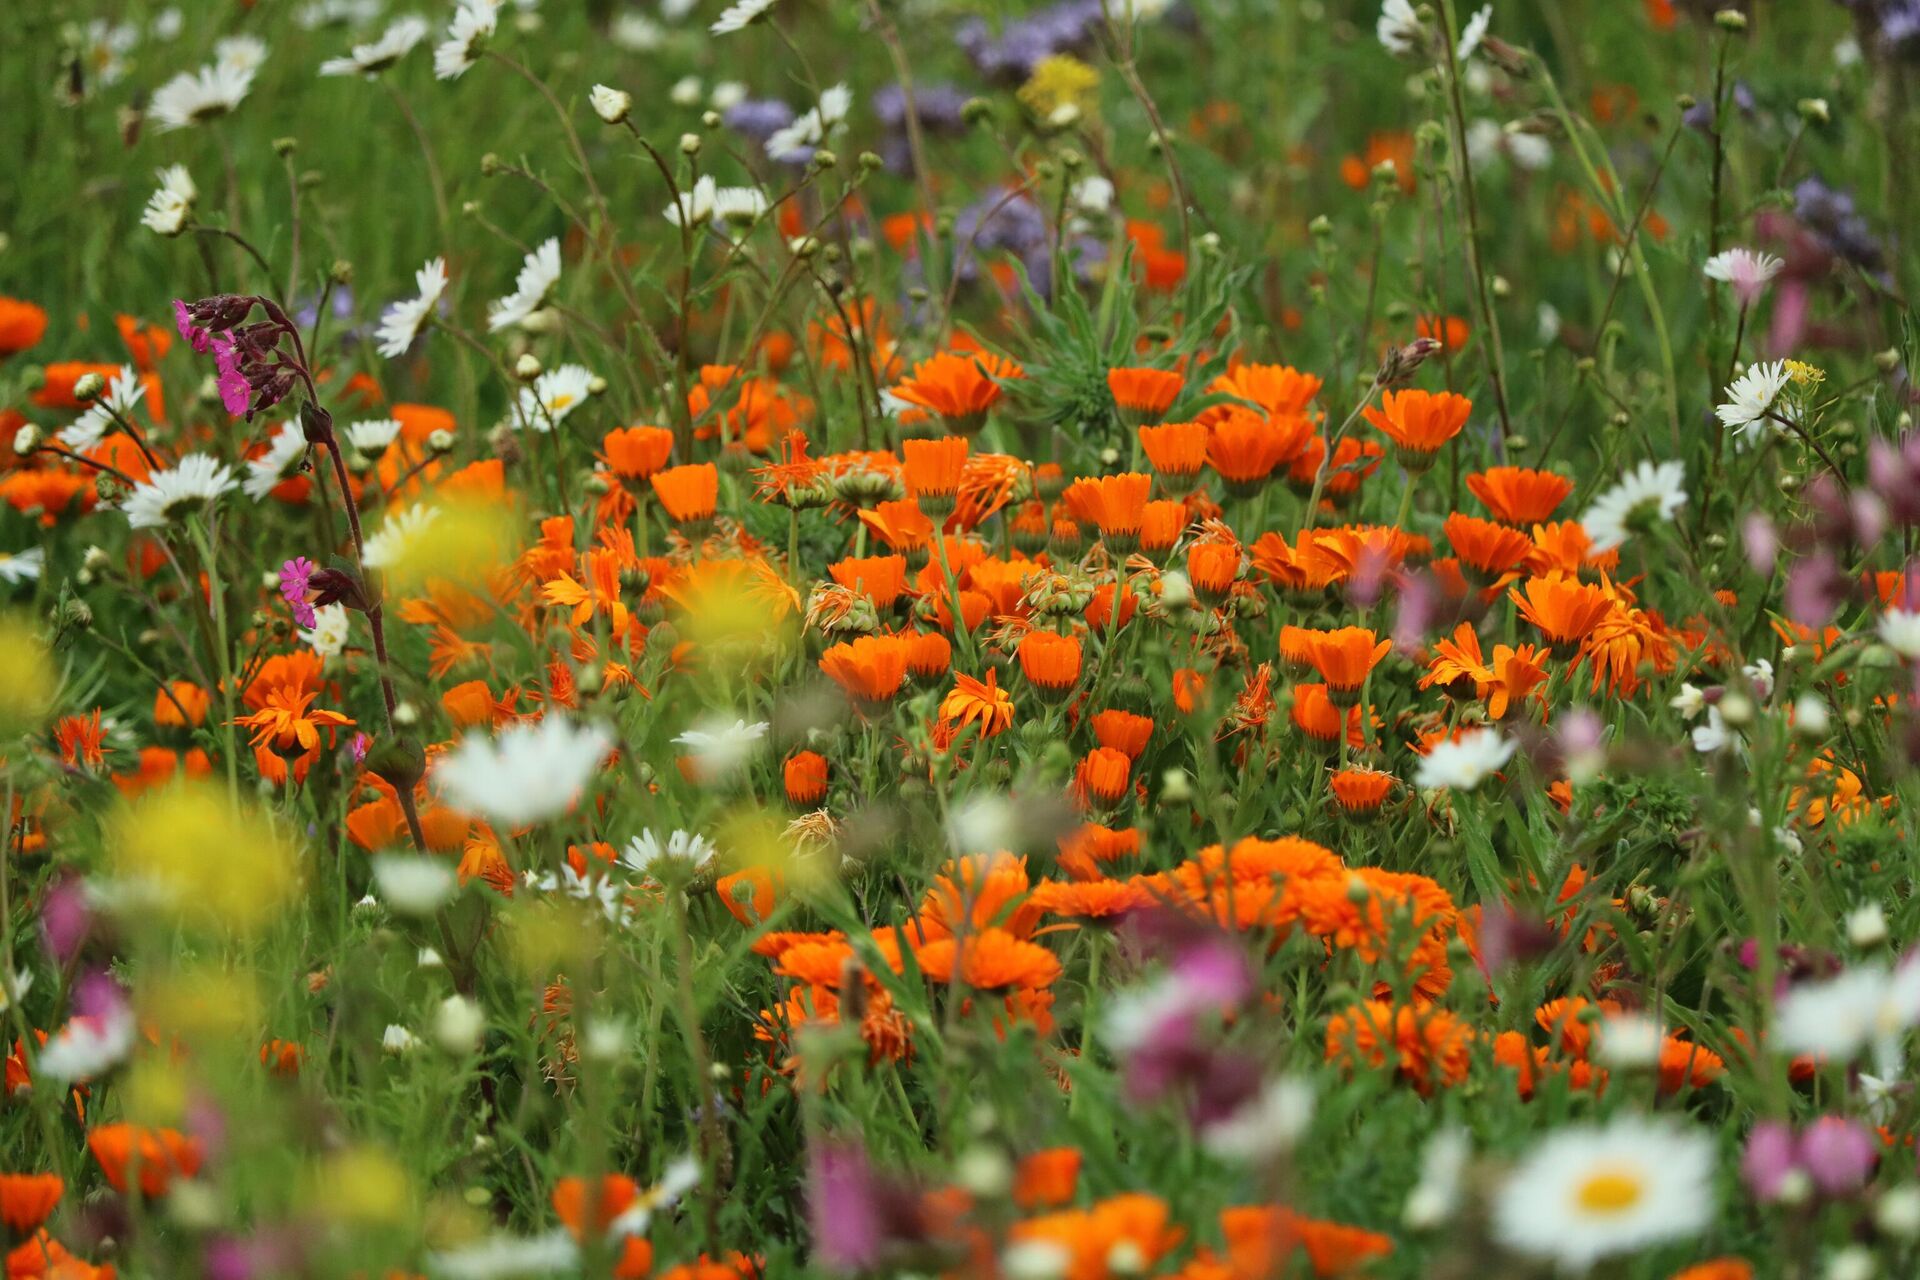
[913,927,1061,990]
[233,687,354,768]
[1063,473,1152,552]
[820,634,911,706]
[1362,388,1472,467]
[1028,877,1152,922]
[1304,626,1392,701]
[1669,1260,1754,1280]
[1075,746,1133,808]
[1009,1193,1182,1280]
[1329,767,1396,816]
[1137,421,1208,480]
[1511,573,1617,654]
[1140,500,1190,554]
[1657,1036,1726,1095]
[783,750,829,805]
[1289,683,1364,749]
[1325,1001,1472,1095]
[1089,708,1153,759]
[52,711,110,772]
[1018,630,1084,697]
[1186,540,1242,602]
[857,498,936,559]
[0,298,48,356]
[1207,362,1323,417]
[829,554,908,609]
[890,351,1022,435]
[87,1124,203,1197]
[1219,1204,1394,1279]
[939,667,1016,741]
[1443,511,1536,582]
[902,629,953,679]
[1206,406,1313,496]
[650,462,719,525]
[1012,1148,1081,1210]
[153,681,211,728]
[1107,367,1183,422]
[900,436,970,511]
[602,425,675,479]
[0,1172,62,1236]
[1467,466,1574,525]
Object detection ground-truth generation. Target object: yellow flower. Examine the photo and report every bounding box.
[1019,55,1100,125]
[0,616,54,736]
[1784,360,1826,387]
[112,783,297,933]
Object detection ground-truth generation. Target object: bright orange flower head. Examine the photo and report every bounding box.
[1185,540,1242,602]
[1140,500,1190,554]
[1017,629,1084,697]
[1467,466,1574,525]
[1090,708,1153,759]
[1290,683,1365,750]
[1205,406,1313,496]
[890,351,1022,434]
[939,667,1016,741]
[1219,1204,1393,1279]
[87,1124,203,1197]
[1137,421,1209,481]
[1325,1000,1472,1095]
[1076,746,1132,808]
[1443,511,1536,582]
[53,711,109,772]
[1329,767,1396,817]
[1304,627,1392,701]
[828,554,908,609]
[650,462,719,526]
[858,499,936,560]
[1107,367,1183,423]
[1362,388,1472,467]
[820,634,911,707]
[0,298,48,356]
[1010,1193,1182,1280]
[903,629,953,678]
[784,750,829,805]
[1208,362,1323,417]
[913,927,1061,990]
[1511,573,1617,653]
[0,1173,62,1236]
[1012,1148,1081,1211]
[603,425,675,479]
[1063,473,1152,552]
[900,436,969,512]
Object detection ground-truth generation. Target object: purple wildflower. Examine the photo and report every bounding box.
[280,557,319,629]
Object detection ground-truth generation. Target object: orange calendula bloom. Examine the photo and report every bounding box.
[1009,1193,1183,1280]
[1669,1260,1754,1280]
[819,634,911,707]
[52,711,110,772]
[828,554,908,608]
[0,298,48,356]
[1325,1001,1472,1095]
[1140,500,1190,554]
[902,629,953,679]
[857,499,936,560]
[650,462,719,526]
[1106,367,1183,422]
[1362,388,1472,467]
[0,1172,62,1236]
[602,425,675,480]
[1443,511,1536,582]
[1511,573,1617,654]
[913,927,1061,990]
[1186,539,1242,602]
[939,667,1016,741]
[1207,362,1323,417]
[900,436,969,511]
[1218,1204,1393,1279]
[1017,630,1084,697]
[1137,421,1209,481]
[1076,747,1133,808]
[154,681,211,728]
[1304,627,1392,703]
[1205,407,1313,497]
[1467,466,1574,525]
[87,1124,203,1197]
[1063,473,1152,552]
[232,687,355,785]
[889,351,1022,435]
[1329,767,1396,816]
[1090,709,1153,759]
[1012,1148,1081,1210]
[783,750,829,805]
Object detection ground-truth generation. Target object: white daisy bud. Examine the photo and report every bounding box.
[1847,902,1889,948]
[589,84,631,125]
[434,995,486,1053]
[1875,1186,1920,1238]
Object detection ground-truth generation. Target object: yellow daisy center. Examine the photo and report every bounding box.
[550,394,576,412]
[1574,1167,1645,1214]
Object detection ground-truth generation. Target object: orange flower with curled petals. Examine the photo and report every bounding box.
[1218,1204,1393,1279]
[913,927,1061,991]
[0,1172,62,1236]
[1443,512,1536,583]
[1017,630,1084,697]
[1303,627,1392,702]
[542,548,633,639]
[1529,519,1620,577]
[828,554,908,608]
[87,1124,203,1197]
[650,462,719,526]
[601,425,675,480]
[1205,406,1314,496]
[857,499,936,560]
[1009,1193,1182,1280]
[232,687,354,785]
[900,436,969,511]
[1468,466,1573,525]
[1511,574,1617,654]
[1107,367,1183,422]
[820,634,911,707]
[939,667,1015,741]
[1028,877,1152,922]
[1301,869,1457,1000]
[1361,388,1472,468]
[1206,362,1323,418]
[1062,473,1152,552]
[1329,767,1396,816]
[1075,747,1133,808]
[53,711,110,772]
[783,750,829,805]
[890,351,1022,435]
[1325,1001,1471,1095]
[1137,421,1208,480]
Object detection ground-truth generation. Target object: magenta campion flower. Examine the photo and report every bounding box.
[1798,1117,1877,1195]
[279,557,319,629]
[174,298,212,353]
[1742,1120,1798,1202]
[213,337,251,415]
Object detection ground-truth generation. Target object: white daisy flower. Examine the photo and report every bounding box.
[381,1023,420,1054]
[515,363,595,428]
[36,1003,138,1083]
[1774,962,1920,1077]
[122,453,239,530]
[664,174,718,229]
[589,83,631,124]
[1491,1117,1713,1271]
[605,1157,701,1238]
[61,364,146,451]
[1199,1076,1314,1162]
[1579,459,1687,552]
[709,80,748,112]
[621,828,719,879]
[526,862,631,924]
[672,716,769,781]
[301,602,352,658]
[149,61,256,131]
[373,854,458,915]
[1715,360,1794,438]
[1690,707,1732,754]
[0,547,45,587]
[1456,4,1493,59]
[1879,607,1920,658]
[486,237,563,332]
[611,14,664,50]
[242,420,310,501]
[1593,1011,1664,1068]
[709,185,770,238]
[428,1232,579,1280]
[711,0,779,36]
[214,34,270,74]
[139,164,197,236]
[319,14,431,76]
[1703,247,1784,308]
[345,418,404,455]
[361,502,441,569]
[375,256,449,358]
[432,714,613,827]
[1376,0,1424,54]
[1404,1128,1471,1230]
[1412,728,1515,791]
[1669,685,1705,719]
[765,82,850,162]
[434,0,498,80]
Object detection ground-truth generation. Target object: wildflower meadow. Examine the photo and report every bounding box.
[5,0,1920,1275]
